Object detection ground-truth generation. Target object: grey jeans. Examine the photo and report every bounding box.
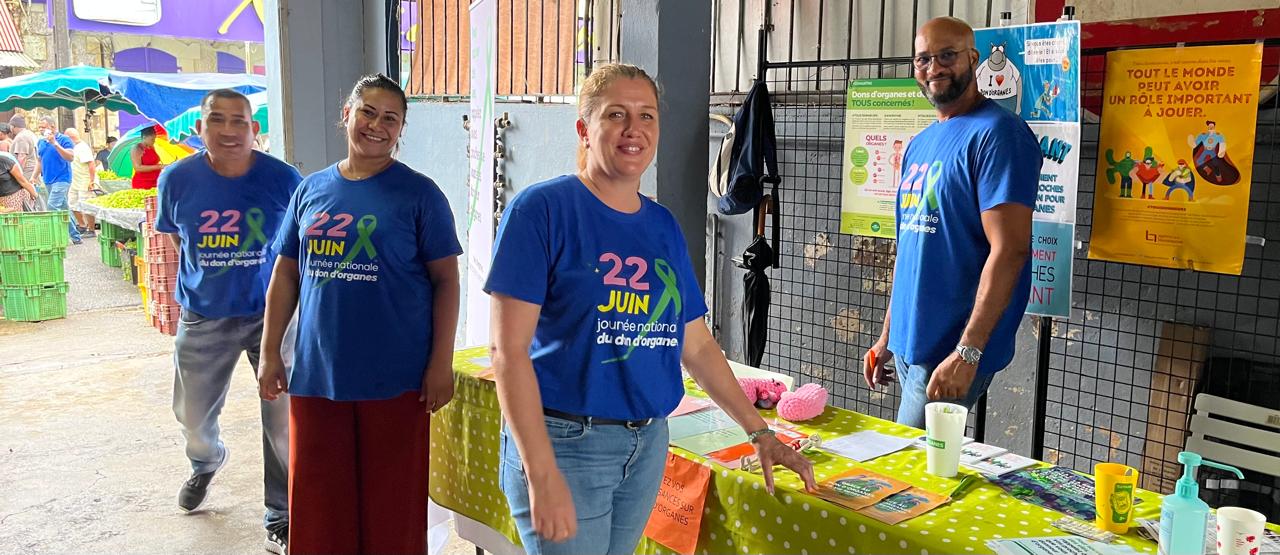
[172,308,295,529]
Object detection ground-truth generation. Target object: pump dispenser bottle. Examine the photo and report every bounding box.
[1158,451,1245,555]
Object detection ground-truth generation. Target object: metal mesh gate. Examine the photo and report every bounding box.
[1040,43,1280,499]
[759,59,916,424]
[754,34,1279,503]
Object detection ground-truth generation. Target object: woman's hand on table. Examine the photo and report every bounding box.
[753,434,817,494]
[529,468,577,542]
[863,340,896,389]
[419,361,455,413]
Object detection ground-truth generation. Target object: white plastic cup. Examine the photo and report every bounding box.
[1216,507,1266,555]
[924,402,967,477]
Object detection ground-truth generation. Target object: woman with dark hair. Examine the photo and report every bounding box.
[258,73,462,554]
[0,142,37,212]
[130,126,165,189]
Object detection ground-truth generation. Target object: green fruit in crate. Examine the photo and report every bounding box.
[87,188,158,209]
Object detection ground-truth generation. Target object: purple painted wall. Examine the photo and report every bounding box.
[216,51,245,74]
[114,47,176,133]
[50,0,264,43]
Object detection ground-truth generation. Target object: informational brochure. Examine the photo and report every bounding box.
[958,442,1010,465]
[668,409,740,441]
[964,452,1038,477]
[812,469,911,511]
[856,487,949,525]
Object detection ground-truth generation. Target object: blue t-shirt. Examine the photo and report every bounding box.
[155,152,302,318]
[37,134,74,185]
[276,161,462,401]
[890,99,1041,374]
[484,175,709,420]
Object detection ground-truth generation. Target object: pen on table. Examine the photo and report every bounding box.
[948,475,977,500]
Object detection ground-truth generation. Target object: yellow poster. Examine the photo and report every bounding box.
[1088,44,1262,275]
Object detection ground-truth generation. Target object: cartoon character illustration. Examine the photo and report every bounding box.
[833,476,893,497]
[976,42,1022,115]
[1131,154,1165,200]
[891,139,904,187]
[1030,79,1061,119]
[1105,148,1144,198]
[1187,120,1242,185]
[1162,159,1196,201]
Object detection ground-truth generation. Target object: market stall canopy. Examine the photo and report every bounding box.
[0,5,37,69]
[0,65,141,113]
[162,91,269,141]
[106,71,266,124]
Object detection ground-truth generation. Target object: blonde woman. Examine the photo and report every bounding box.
[487,63,816,555]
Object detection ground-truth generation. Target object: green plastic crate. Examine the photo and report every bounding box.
[0,249,65,285]
[121,247,138,284]
[100,222,136,243]
[2,282,69,322]
[0,211,70,251]
[99,236,122,268]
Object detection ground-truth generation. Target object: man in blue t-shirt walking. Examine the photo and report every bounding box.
[864,17,1041,428]
[154,90,301,555]
[36,116,82,244]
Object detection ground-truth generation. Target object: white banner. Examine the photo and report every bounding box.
[464,0,497,346]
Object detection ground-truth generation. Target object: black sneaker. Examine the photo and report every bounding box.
[178,449,228,512]
[81,230,96,238]
[264,522,287,555]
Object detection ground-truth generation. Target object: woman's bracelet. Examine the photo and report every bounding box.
[746,428,776,444]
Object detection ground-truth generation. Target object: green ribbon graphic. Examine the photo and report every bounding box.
[315,215,378,288]
[212,207,268,277]
[604,258,681,364]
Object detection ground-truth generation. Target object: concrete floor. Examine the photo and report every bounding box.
[0,239,477,554]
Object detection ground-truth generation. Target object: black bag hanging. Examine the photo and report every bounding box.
[710,81,781,268]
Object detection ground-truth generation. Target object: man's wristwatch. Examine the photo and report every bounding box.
[955,344,983,366]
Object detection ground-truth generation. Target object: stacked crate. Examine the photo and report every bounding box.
[143,197,180,335]
[0,211,70,322]
[98,223,134,268]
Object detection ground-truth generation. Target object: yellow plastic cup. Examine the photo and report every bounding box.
[1094,463,1139,533]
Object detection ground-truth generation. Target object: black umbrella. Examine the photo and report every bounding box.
[736,196,775,367]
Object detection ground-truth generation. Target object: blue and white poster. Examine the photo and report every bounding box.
[976,21,1081,318]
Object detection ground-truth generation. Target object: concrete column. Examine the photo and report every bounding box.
[263,0,387,173]
[619,1,713,287]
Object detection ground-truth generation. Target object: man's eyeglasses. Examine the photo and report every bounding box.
[913,48,975,70]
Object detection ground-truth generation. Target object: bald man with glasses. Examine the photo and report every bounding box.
[865,17,1042,428]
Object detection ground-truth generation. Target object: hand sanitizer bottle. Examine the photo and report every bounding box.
[1158,451,1245,555]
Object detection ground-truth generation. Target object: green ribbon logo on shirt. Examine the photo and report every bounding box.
[315,215,378,288]
[211,207,268,277]
[603,258,681,364]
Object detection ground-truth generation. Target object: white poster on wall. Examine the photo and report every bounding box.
[464,0,497,346]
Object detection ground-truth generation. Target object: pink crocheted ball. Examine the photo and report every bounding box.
[777,383,828,421]
[737,377,788,409]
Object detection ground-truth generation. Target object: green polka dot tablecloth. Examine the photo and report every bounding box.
[429,347,1227,554]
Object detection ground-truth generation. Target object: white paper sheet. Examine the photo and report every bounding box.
[821,431,915,462]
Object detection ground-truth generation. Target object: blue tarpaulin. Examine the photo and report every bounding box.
[105,71,267,124]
